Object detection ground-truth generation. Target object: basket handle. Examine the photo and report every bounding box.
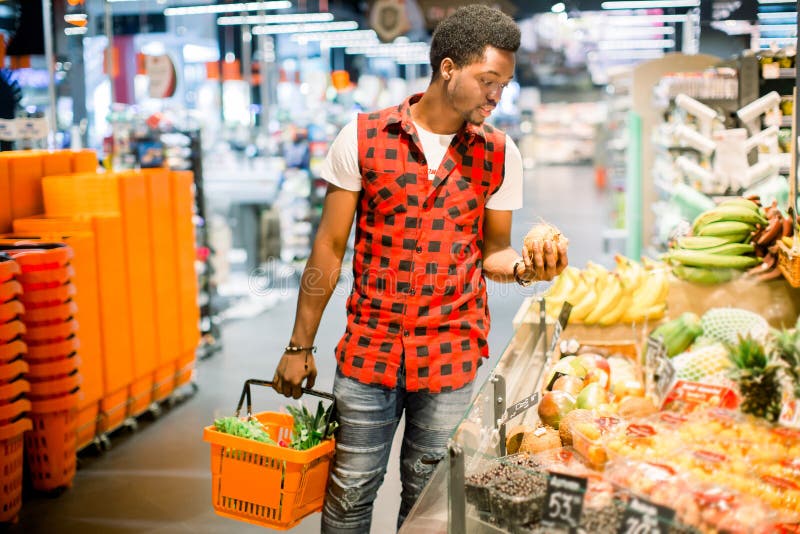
[234,379,336,439]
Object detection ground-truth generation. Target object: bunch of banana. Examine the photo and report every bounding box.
[744,198,793,282]
[544,256,669,325]
[667,198,764,284]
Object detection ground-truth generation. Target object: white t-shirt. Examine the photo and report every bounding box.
[320,119,523,210]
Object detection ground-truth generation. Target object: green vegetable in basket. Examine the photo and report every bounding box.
[214,416,277,445]
[285,400,338,451]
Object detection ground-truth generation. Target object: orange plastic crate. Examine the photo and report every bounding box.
[128,375,153,417]
[0,341,25,364]
[23,319,78,346]
[99,387,128,434]
[70,150,98,173]
[0,152,44,223]
[42,173,119,217]
[0,398,29,426]
[0,280,22,304]
[0,380,29,404]
[76,401,99,452]
[0,360,27,385]
[38,150,72,178]
[26,392,78,491]
[0,321,24,344]
[18,282,75,308]
[144,169,181,370]
[21,301,77,327]
[152,362,176,402]
[0,255,18,283]
[0,160,10,234]
[0,300,23,324]
[171,171,201,355]
[25,337,79,363]
[175,351,196,388]
[0,418,32,522]
[204,411,335,530]
[116,172,158,388]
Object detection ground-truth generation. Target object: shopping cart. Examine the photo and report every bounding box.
[203,379,336,530]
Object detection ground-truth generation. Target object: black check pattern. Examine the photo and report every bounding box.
[335,94,507,393]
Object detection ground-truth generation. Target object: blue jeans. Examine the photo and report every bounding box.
[321,368,474,533]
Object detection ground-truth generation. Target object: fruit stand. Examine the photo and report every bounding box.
[399,266,800,533]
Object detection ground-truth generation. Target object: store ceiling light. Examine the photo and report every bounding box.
[598,38,675,49]
[604,26,676,36]
[291,30,377,42]
[64,27,88,36]
[757,0,795,4]
[252,21,359,34]
[601,0,699,8]
[551,2,566,13]
[591,49,665,59]
[163,1,291,16]
[218,13,334,25]
[606,14,689,24]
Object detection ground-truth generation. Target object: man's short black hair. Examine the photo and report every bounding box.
[429,5,520,78]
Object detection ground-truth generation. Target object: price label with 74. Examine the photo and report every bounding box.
[618,495,675,534]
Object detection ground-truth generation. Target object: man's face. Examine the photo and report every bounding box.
[445,46,515,126]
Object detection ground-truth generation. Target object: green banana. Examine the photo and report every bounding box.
[651,312,703,357]
[672,263,736,285]
[692,206,767,233]
[717,198,760,212]
[669,249,760,269]
[695,220,753,238]
[699,243,755,256]
[676,236,736,250]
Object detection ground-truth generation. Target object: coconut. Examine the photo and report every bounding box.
[519,425,561,454]
[524,222,568,262]
[506,424,533,455]
[558,408,594,447]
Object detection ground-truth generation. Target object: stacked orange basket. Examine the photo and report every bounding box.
[0,253,31,523]
[1,244,79,492]
[203,379,336,530]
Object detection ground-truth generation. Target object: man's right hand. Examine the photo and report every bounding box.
[273,351,317,399]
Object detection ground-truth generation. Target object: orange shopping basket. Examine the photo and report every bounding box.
[203,379,336,531]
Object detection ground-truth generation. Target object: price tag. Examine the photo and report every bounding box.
[645,336,674,402]
[500,391,539,426]
[618,495,676,534]
[548,302,573,355]
[542,472,586,532]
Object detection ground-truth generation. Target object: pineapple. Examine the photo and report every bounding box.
[727,335,783,422]
[772,319,800,400]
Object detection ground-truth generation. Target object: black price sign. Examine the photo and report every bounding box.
[618,495,676,534]
[501,391,539,425]
[542,472,586,532]
[548,302,573,354]
[645,336,674,402]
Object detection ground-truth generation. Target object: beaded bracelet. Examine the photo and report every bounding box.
[284,345,317,354]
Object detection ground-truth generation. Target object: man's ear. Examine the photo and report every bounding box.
[440,57,455,81]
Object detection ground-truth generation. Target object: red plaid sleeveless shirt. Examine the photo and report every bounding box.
[335,93,506,393]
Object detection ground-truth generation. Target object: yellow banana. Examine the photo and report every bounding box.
[584,274,623,324]
[598,293,632,326]
[570,279,599,322]
[565,274,590,307]
[632,270,666,309]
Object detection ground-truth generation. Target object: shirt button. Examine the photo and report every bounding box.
[416,246,423,254]
[403,330,410,337]
[409,289,416,296]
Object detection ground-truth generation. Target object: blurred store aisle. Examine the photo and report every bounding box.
[11,165,608,534]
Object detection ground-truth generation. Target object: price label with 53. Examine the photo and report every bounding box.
[618,495,676,534]
[542,472,586,532]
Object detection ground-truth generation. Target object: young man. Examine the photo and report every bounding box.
[272,5,568,532]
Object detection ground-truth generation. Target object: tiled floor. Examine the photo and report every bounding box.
[11,164,609,533]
